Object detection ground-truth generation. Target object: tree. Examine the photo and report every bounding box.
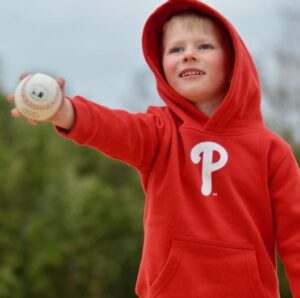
[0,95,144,297]
[259,0,300,144]
[257,2,300,297]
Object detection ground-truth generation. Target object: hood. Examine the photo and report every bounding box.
[142,0,264,132]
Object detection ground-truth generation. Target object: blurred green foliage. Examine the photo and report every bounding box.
[0,94,298,297]
[0,95,143,297]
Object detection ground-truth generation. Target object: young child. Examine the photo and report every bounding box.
[8,0,300,297]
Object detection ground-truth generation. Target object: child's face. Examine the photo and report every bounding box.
[162,17,232,114]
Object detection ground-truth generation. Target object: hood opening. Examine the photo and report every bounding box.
[142,0,263,132]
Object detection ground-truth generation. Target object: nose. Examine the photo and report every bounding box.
[183,47,197,62]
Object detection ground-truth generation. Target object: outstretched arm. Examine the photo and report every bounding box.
[8,74,162,171]
[56,96,161,171]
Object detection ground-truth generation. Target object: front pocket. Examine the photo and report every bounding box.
[150,236,266,298]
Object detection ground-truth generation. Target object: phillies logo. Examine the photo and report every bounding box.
[191,142,228,196]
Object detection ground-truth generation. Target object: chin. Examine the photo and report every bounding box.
[184,95,205,104]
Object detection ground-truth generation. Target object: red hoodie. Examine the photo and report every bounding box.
[58,0,300,297]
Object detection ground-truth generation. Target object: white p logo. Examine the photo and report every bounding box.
[191,142,228,196]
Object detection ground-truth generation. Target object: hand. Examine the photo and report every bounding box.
[7,73,75,130]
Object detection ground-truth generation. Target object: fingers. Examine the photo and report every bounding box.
[7,93,15,104]
[11,108,21,118]
[11,108,38,126]
[20,73,29,80]
[56,77,65,89]
[7,73,27,104]
[9,93,34,124]
[27,118,38,126]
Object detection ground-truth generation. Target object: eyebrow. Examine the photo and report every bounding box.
[164,37,213,48]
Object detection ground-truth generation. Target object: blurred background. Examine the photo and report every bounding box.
[0,0,299,297]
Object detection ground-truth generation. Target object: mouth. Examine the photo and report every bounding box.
[179,69,205,78]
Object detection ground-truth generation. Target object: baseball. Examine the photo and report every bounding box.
[15,73,63,121]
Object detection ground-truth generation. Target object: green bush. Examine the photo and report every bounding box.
[0,96,143,297]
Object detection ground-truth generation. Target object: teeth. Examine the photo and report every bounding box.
[181,70,204,77]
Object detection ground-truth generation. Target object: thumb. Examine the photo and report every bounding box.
[56,77,65,90]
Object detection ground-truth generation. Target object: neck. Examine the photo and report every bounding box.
[196,97,223,116]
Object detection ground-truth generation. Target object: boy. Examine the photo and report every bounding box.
[7,0,300,297]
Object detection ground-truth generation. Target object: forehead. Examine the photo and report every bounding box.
[163,14,226,44]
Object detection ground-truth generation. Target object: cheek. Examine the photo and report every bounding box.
[209,53,229,80]
[163,58,177,84]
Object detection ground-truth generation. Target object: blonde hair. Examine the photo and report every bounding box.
[163,10,213,34]
[161,10,233,59]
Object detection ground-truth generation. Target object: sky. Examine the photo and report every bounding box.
[0,0,280,110]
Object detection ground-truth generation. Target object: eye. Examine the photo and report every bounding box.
[168,47,183,54]
[198,44,213,50]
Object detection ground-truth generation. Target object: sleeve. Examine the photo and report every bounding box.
[270,149,300,297]
[56,96,164,171]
